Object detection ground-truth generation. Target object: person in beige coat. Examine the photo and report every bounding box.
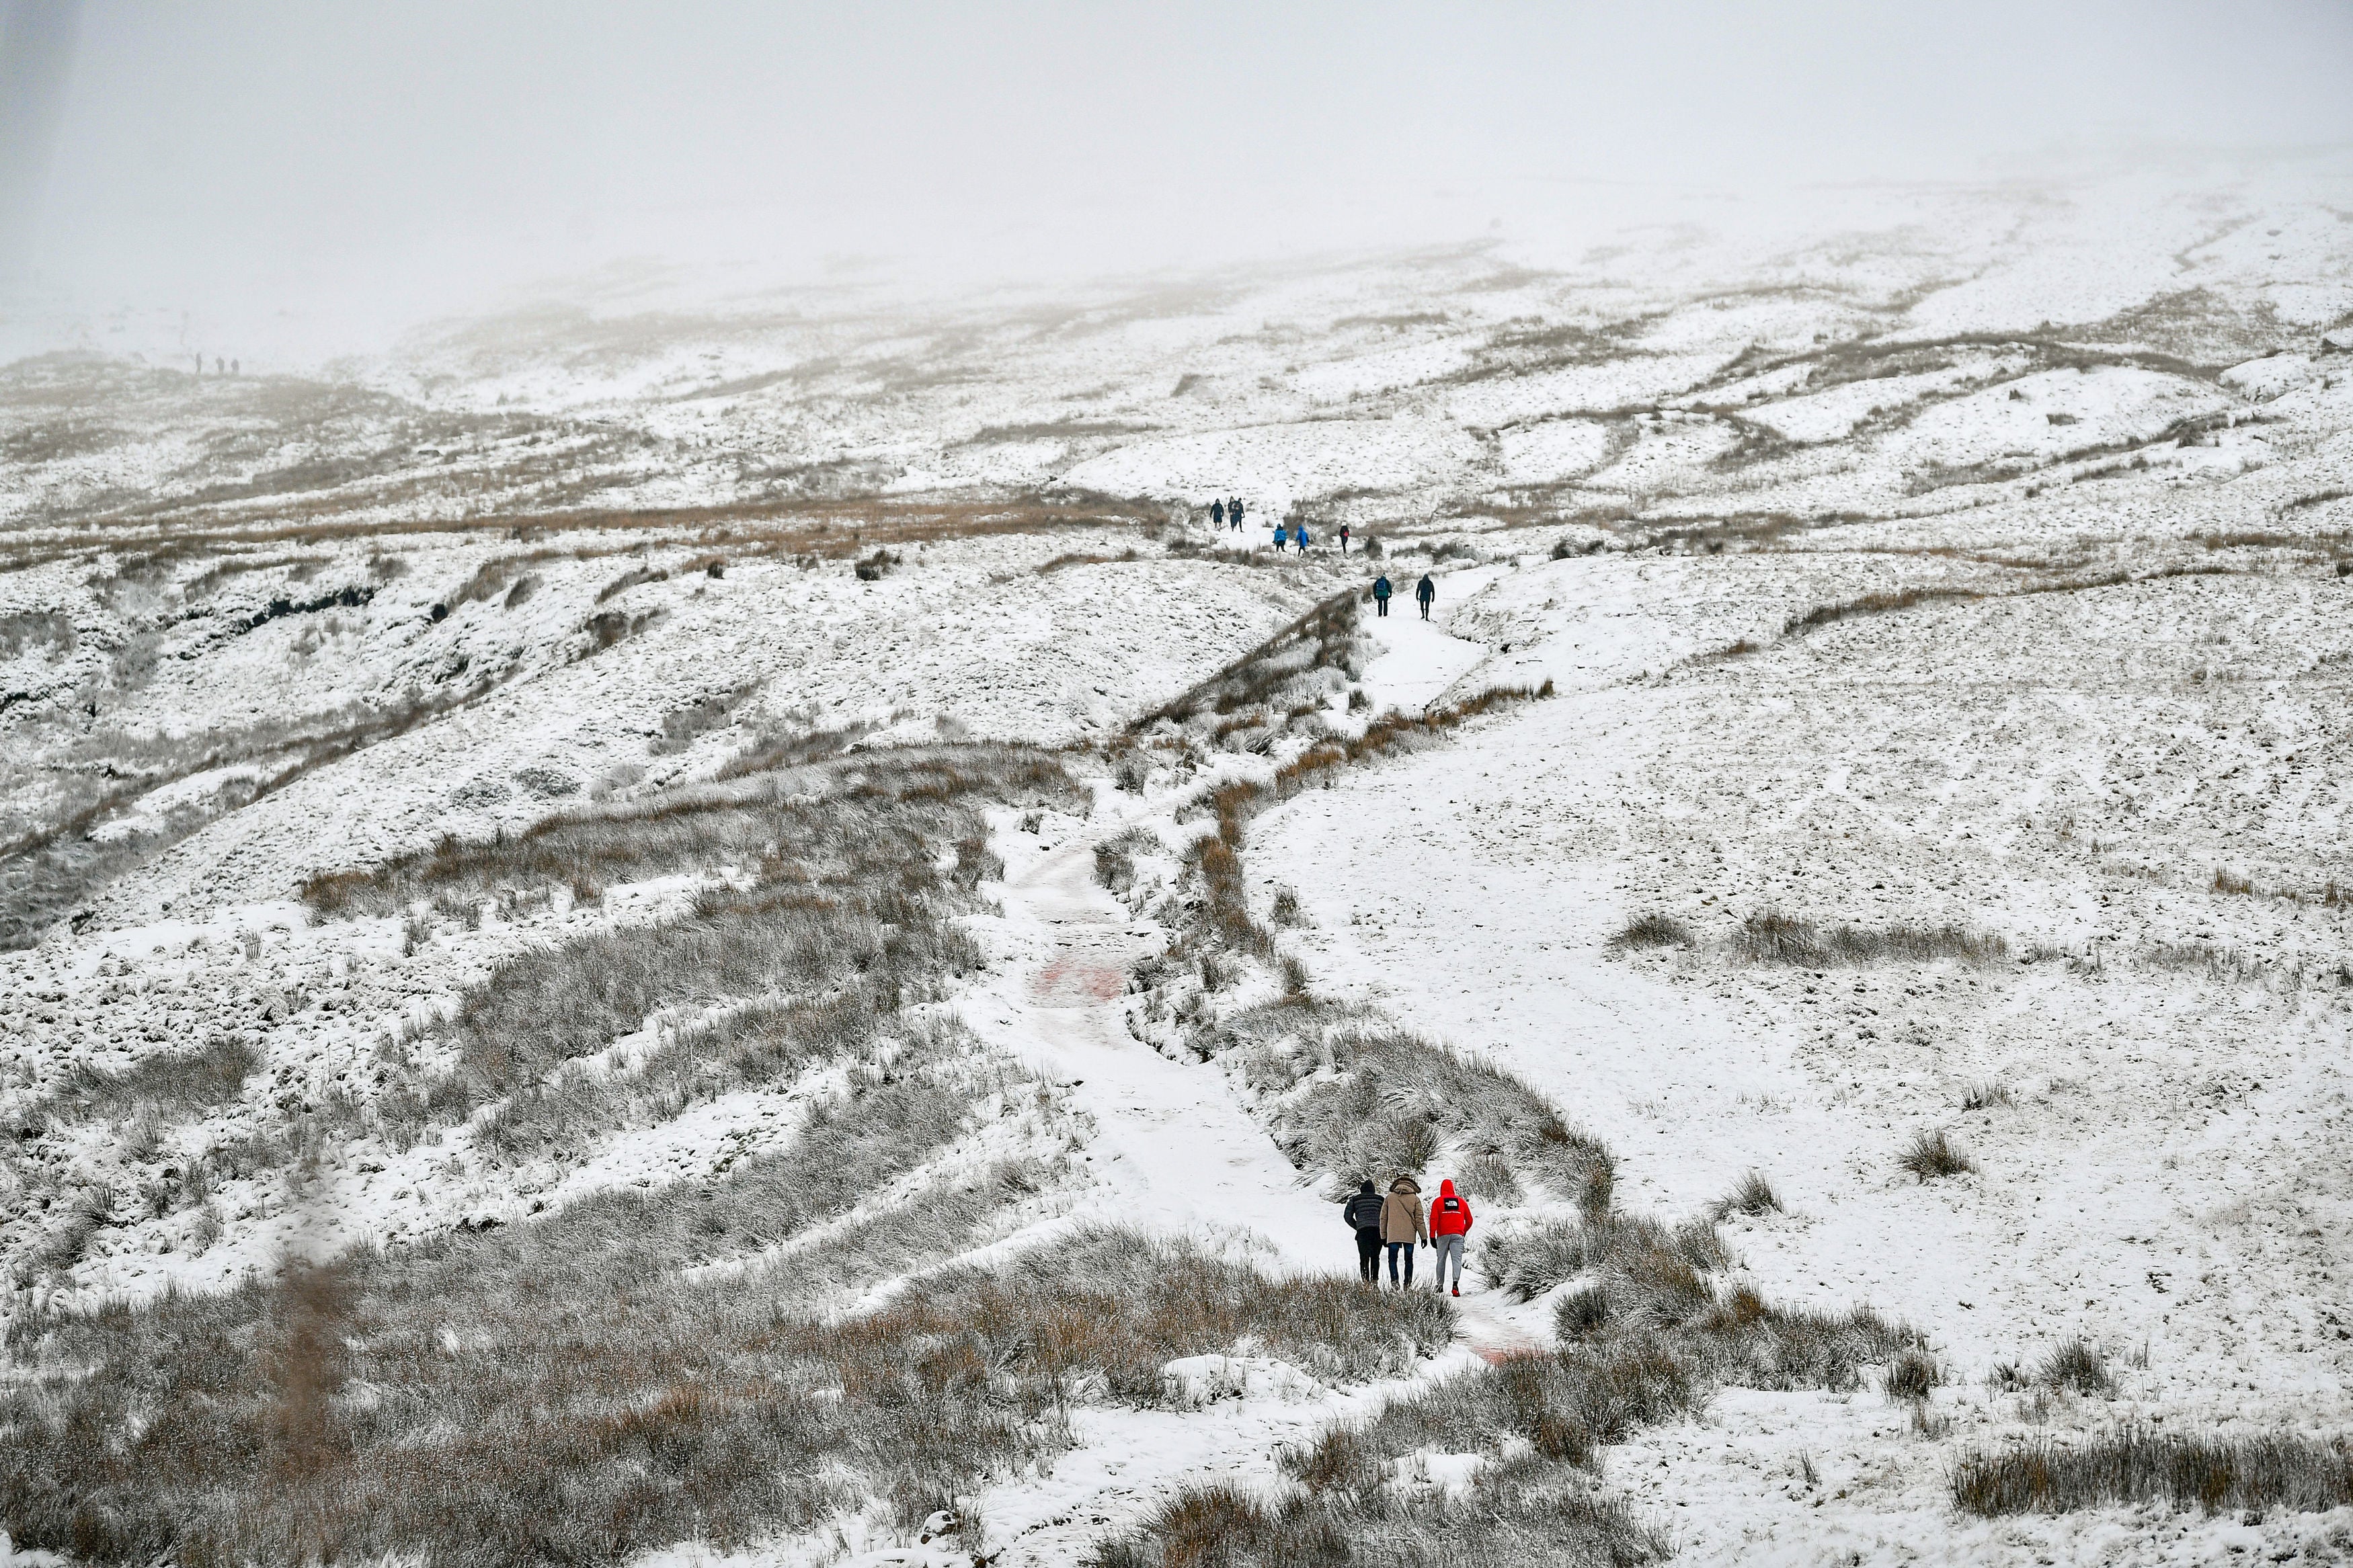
[1378,1175,1427,1290]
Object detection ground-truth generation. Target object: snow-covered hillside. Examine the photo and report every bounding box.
[3,161,2352,1567]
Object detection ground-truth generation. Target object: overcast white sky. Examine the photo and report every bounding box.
[6,1,2353,352]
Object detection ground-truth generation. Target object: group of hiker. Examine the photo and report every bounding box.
[1203,497,1365,556]
[1197,494,1439,620]
[1369,573,1436,619]
[1343,1176,1474,1294]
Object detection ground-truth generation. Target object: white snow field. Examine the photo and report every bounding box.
[4,160,2353,1567]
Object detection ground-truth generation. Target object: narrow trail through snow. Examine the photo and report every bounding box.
[981,816,1337,1268]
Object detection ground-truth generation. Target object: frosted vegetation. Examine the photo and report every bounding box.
[3,167,2353,1565]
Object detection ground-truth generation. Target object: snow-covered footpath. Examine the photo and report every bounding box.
[4,159,2353,1565]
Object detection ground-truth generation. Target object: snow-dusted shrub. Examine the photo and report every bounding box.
[1456,1151,1522,1205]
[1555,1283,1610,1341]
[1487,1211,1720,1307]
[1951,1428,2353,1518]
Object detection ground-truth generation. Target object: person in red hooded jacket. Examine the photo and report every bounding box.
[1428,1179,1473,1296]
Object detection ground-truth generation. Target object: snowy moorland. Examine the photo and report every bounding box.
[3,161,2352,1567]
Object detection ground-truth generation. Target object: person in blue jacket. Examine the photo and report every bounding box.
[1272,522,1287,552]
[1372,575,1392,616]
[1295,524,1313,550]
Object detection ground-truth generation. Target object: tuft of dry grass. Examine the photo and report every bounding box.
[2143,941,2264,983]
[2038,1340,2116,1397]
[1961,1079,2014,1112]
[1897,1127,1975,1182]
[1607,913,1692,952]
[1884,1348,1940,1402]
[1952,1428,2353,1518]
[32,1036,259,1128]
[1712,1170,1782,1219]
[1784,586,1981,635]
[1732,910,2006,967]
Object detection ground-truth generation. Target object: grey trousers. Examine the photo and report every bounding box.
[1432,1233,1466,1289]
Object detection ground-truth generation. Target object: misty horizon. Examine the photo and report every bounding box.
[5,0,2353,365]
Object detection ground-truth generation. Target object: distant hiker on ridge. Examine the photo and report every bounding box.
[1343,1180,1385,1284]
[1211,499,1226,528]
[1429,1178,1473,1296]
[1339,523,1351,554]
[1372,575,1392,616]
[1380,1174,1427,1289]
[1416,574,1436,620]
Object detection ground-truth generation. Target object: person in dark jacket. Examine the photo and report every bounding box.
[1211,499,1226,529]
[1379,1175,1427,1288]
[1372,575,1392,616]
[1415,574,1436,620]
[1339,524,1351,554]
[1343,1180,1385,1283]
[1230,498,1246,531]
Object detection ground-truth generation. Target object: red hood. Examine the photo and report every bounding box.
[1439,1180,1456,1198]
